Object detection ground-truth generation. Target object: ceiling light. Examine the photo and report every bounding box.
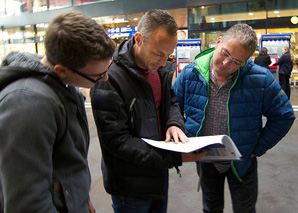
[291,16,298,24]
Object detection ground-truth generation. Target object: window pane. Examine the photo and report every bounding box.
[188,1,266,32]
[32,0,48,12]
[48,0,71,10]
[73,0,111,6]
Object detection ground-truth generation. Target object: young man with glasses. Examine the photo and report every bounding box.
[173,23,295,212]
[0,11,115,212]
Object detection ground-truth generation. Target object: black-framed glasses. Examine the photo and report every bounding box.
[68,67,108,84]
[220,47,245,67]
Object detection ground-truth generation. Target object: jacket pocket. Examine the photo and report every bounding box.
[52,182,67,212]
[52,181,74,212]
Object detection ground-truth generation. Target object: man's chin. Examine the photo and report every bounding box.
[150,65,160,71]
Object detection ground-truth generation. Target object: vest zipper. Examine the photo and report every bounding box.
[227,70,243,183]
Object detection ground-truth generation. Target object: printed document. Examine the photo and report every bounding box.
[142,135,241,161]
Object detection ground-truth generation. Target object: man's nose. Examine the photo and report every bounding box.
[101,73,109,82]
[223,57,233,66]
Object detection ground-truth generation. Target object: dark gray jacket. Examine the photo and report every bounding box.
[90,38,184,198]
[0,52,91,212]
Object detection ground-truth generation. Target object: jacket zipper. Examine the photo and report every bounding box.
[195,72,209,191]
[227,70,243,183]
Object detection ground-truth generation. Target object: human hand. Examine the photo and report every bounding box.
[165,126,189,144]
[89,200,96,213]
[181,150,207,162]
[251,153,256,158]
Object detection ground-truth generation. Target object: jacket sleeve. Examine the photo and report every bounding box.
[252,71,295,156]
[273,54,286,65]
[0,90,62,212]
[90,81,182,169]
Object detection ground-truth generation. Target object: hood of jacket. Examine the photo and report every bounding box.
[0,52,61,91]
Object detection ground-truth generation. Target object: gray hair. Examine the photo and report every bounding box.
[222,23,257,55]
[137,9,178,42]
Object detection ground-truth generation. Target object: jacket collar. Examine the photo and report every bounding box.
[194,48,254,81]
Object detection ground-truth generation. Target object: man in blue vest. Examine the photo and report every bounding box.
[173,23,295,213]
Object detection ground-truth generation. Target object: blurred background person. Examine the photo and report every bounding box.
[273,46,294,99]
[168,54,176,63]
[254,47,271,70]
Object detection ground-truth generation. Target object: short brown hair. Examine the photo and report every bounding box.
[260,47,268,55]
[137,9,178,42]
[45,11,115,69]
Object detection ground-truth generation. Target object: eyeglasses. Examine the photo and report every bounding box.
[68,62,111,84]
[68,68,108,83]
[220,47,245,67]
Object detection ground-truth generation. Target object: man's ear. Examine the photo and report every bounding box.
[54,64,68,79]
[134,32,143,46]
[215,36,222,49]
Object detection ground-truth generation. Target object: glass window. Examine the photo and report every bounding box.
[93,12,143,46]
[268,0,298,11]
[73,0,112,6]
[0,0,49,16]
[48,0,71,10]
[2,26,36,57]
[0,30,5,63]
[0,0,27,16]
[36,23,49,55]
[188,1,267,32]
[20,0,33,13]
[267,0,298,18]
[32,0,48,12]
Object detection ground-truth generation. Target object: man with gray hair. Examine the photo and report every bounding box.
[173,23,295,212]
[91,9,205,212]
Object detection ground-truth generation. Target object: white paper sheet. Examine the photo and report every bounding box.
[142,135,241,161]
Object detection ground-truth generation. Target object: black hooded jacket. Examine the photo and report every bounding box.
[90,38,184,198]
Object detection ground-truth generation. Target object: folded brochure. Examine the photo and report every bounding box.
[142,135,241,161]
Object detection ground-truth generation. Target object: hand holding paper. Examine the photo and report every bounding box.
[142,135,241,161]
[165,126,189,144]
